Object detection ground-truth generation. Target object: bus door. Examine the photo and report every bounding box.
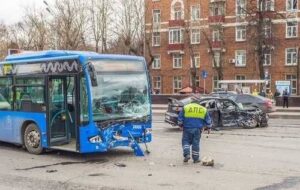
[47,76,76,146]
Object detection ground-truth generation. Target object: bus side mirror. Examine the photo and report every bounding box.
[88,63,98,87]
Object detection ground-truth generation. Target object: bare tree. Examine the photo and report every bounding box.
[183,1,202,93]
[240,0,284,81]
[22,7,49,50]
[114,0,145,55]
[202,1,226,85]
[8,21,35,50]
[0,22,10,59]
[88,0,112,53]
[47,0,88,50]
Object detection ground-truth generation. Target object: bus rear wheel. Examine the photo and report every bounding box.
[24,123,43,154]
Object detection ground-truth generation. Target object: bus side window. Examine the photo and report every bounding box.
[15,77,45,112]
[0,78,12,111]
[80,76,89,123]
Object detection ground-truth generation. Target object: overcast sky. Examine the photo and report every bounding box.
[0,0,54,24]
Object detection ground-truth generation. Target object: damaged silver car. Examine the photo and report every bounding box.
[165,96,268,129]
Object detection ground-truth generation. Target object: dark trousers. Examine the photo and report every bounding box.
[283,97,289,108]
[182,128,201,161]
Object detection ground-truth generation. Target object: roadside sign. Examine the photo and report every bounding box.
[201,70,208,79]
[275,80,291,95]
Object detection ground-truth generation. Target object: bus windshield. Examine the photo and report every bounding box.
[90,60,150,121]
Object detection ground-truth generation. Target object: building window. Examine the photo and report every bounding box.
[153,9,161,23]
[287,0,298,11]
[190,76,200,87]
[259,0,275,11]
[211,4,224,16]
[191,54,200,68]
[174,4,182,20]
[286,48,298,65]
[173,54,182,68]
[152,32,160,46]
[263,51,272,66]
[152,76,161,94]
[212,52,220,67]
[152,55,161,69]
[236,75,246,80]
[236,25,246,41]
[235,50,246,67]
[191,5,200,20]
[212,30,221,41]
[286,74,297,94]
[286,21,298,38]
[236,75,246,87]
[169,28,183,44]
[173,76,182,93]
[236,0,246,15]
[263,24,272,38]
[191,29,200,44]
[213,75,221,91]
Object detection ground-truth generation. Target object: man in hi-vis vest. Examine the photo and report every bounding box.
[178,101,212,163]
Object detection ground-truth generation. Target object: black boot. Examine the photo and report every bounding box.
[183,155,190,162]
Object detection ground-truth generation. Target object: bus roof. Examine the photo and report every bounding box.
[2,50,145,64]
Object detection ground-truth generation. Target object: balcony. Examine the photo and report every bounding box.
[208,15,225,23]
[256,10,276,19]
[211,41,222,49]
[169,20,185,27]
[167,43,184,54]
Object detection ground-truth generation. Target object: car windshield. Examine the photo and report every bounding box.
[90,60,150,121]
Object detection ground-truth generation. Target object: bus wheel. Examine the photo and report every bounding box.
[24,123,43,154]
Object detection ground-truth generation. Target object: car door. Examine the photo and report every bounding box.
[217,99,239,128]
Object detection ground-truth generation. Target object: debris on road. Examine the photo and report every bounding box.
[148,174,152,176]
[46,170,57,173]
[88,173,106,177]
[201,156,214,167]
[114,163,126,167]
[168,163,176,167]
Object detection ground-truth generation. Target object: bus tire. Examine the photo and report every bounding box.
[24,123,43,154]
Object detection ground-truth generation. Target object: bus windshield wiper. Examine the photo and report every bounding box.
[97,115,149,129]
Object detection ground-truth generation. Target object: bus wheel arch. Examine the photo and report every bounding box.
[22,122,43,154]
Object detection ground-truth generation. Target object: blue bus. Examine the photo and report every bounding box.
[0,51,152,156]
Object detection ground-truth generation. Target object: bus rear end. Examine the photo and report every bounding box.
[79,57,152,156]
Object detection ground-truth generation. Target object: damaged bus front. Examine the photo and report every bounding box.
[79,58,152,156]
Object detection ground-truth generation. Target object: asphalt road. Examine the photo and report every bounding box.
[0,117,300,190]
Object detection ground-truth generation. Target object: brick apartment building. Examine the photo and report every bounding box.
[145,0,300,95]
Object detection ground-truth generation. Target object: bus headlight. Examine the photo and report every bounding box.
[145,128,152,134]
[89,135,102,143]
